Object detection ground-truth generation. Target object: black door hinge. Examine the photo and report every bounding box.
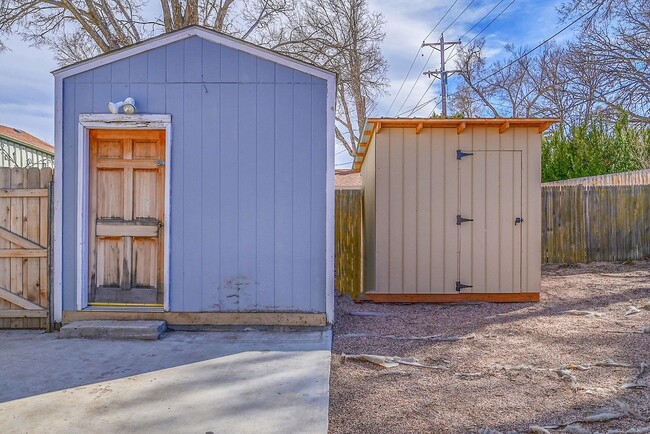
[457,150,474,160]
[457,215,474,225]
[456,281,473,292]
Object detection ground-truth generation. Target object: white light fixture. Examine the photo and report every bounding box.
[108,97,137,114]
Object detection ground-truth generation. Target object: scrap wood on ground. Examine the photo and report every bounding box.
[328,261,650,434]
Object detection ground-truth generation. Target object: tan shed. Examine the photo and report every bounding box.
[354,118,558,303]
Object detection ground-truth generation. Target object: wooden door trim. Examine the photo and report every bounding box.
[76,114,172,312]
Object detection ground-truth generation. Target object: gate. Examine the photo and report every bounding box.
[0,167,52,329]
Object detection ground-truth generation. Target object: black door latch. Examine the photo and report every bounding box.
[515,217,524,225]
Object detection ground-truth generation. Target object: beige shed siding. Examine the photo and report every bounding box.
[443,128,459,294]
[415,128,431,293]
[374,130,390,292]
[403,129,417,292]
[360,133,376,292]
[368,126,541,295]
[430,128,447,293]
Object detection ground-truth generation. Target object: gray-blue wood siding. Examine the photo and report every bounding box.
[61,36,328,313]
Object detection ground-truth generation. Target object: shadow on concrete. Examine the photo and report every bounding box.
[0,329,331,434]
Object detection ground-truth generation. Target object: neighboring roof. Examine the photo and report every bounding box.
[353,117,560,172]
[335,169,362,189]
[52,25,336,82]
[0,125,54,154]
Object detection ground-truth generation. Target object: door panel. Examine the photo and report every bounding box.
[458,149,523,293]
[133,170,158,218]
[96,238,123,288]
[88,129,165,305]
[96,170,124,218]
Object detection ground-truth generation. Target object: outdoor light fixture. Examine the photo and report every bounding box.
[108,97,137,114]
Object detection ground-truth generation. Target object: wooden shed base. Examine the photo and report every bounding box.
[358,292,540,303]
[62,311,327,327]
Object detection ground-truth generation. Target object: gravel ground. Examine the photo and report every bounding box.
[328,261,650,434]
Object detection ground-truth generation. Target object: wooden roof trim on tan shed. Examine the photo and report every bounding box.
[353,117,559,172]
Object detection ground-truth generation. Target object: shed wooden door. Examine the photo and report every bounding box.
[457,149,523,293]
[89,129,165,305]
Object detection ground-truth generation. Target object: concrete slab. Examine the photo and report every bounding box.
[0,328,331,434]
[59,320,167,340]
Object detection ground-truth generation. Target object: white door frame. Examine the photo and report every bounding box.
[76,114,172,311]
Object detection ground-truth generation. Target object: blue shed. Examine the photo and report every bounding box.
[52,26,336,326]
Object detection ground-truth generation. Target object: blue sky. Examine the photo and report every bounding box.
[0,0,568,167]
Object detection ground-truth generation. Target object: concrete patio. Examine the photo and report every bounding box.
[0,327,331,434]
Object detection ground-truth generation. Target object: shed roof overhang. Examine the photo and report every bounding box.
[352,117,559,172]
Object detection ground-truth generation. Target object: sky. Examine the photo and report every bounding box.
[0,0,570,168]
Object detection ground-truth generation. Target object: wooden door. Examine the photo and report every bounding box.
[89,130,165,305]
[457,149,523,293]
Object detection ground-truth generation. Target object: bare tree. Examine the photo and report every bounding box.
[0,0,387,155]
[559,0,650,124]
[452,0,649,125]
[452,40,595,122]
[452,39,501,117]
[0,1,290,63]
[263,0,388,156]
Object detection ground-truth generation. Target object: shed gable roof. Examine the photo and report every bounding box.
[52,25,335,82]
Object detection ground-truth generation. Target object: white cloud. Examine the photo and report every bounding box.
[369,0,565,120]
[0,37,56,143]
[0,0,567,166]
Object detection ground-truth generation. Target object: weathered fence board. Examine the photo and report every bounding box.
[542,184,650,263]
[335,189,363,297]
[0,167,52,329]
[544,169,650,187]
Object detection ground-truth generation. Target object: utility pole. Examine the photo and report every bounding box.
[422,33,461,118]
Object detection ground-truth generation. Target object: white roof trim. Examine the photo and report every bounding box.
[52,26,336,81]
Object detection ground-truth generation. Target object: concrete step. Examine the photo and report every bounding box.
[59,320,167,340]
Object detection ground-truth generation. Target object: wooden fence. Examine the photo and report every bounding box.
[0,167,52,329]
[543,169,650,187]
[542,184,650,263]
[335,189,363,297]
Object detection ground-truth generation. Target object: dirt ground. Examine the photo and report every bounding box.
[328,261,650,434]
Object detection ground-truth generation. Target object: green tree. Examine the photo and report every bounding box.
[542,115,650,182]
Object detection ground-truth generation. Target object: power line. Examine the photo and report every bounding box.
[394,49,436,115]
[400,96,440,117]
[447,0,517,64]
[441,0,477,35]
[429,99,443,117]
[407,0,516,118]
[472,3,598,87]
[386,0,462,117]
[446,2,599,103]
[459,0,507,40]
[406,80,436,116]
[401,0,483,118]
[422,34,462,117]
[383,48,423,116]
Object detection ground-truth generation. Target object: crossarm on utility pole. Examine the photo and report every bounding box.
[421,34,461,118]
